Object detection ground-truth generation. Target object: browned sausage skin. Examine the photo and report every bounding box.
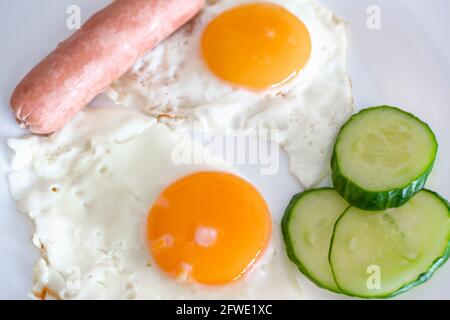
[11,0,204,134]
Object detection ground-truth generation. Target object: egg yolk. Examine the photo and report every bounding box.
[201,2,311,90]
[147,171,272,285]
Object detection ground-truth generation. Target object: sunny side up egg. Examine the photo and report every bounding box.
[107,0,354,188]
[8,107,303,299]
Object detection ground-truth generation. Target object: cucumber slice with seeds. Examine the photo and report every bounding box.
[331,106,437,210]
[329,190,450,298]
[282,188,349,292]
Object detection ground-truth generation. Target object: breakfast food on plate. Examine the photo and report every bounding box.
[8,107,303,299]
[7,0,448,300]
[282,106,450,298]
[107,0,354,188]
[282,188,348,293]
[10,0,204,134]
[332,106,437,210]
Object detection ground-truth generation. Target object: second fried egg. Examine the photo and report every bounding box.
[8,107,303,299]
[107,0,354,187]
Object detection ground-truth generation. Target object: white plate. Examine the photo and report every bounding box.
[0,0,449,299]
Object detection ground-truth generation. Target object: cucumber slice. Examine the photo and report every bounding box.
[282,188,349,292]
[331,106,437,210]
[329,190,450,298]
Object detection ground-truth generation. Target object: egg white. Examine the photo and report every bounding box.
[106,0,354,188]
[8,107,304,299]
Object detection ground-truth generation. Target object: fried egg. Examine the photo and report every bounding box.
[106,0,354,187]
[8,107,303,299]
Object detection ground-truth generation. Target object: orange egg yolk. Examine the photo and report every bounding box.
[201,2,311,90]
[147,171,272,285]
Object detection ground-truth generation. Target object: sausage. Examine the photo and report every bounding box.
[11,0,204,134]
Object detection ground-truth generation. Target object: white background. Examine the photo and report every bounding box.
[0,0,449,299]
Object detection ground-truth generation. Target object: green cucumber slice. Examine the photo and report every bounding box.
[329,190,450,298]
[331,106,437,210]
[282,188,349,292]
